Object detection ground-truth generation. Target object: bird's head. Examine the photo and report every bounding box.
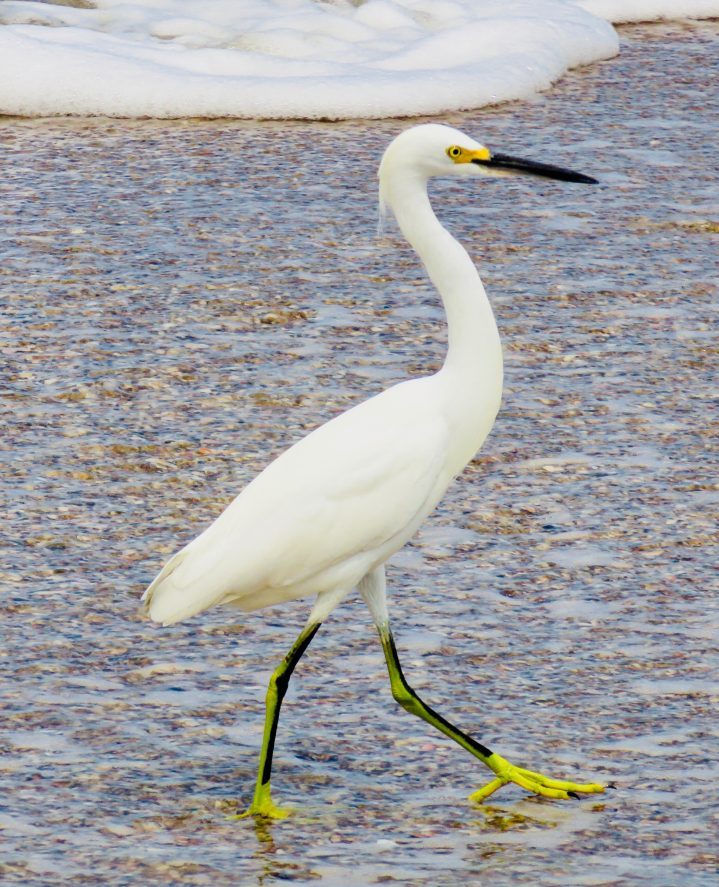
[379,123,596,216]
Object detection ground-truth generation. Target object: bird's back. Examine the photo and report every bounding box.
[143,375,453,625]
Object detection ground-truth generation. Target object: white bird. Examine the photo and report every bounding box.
[143,123,604,819]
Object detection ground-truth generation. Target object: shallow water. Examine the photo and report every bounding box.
[1,20,718,887]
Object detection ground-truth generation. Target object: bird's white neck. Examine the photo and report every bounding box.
[385,171,503,412]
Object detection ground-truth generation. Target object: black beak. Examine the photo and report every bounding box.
[472,152,598,184]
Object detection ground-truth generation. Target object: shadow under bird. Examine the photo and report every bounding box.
[143,123,604,819]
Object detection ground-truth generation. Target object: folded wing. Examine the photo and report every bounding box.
[143,377,450,624]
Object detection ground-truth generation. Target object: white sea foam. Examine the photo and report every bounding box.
[0,0,716,119]
[576,0,719,22]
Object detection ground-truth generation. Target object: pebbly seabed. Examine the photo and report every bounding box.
[1,19,718,887]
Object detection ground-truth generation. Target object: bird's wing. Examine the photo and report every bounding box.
[260,402,450,590]
[144,378,450,622]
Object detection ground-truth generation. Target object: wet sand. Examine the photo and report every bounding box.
[1,19,718,887]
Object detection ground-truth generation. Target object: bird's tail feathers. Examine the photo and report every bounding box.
[141,544,194,624]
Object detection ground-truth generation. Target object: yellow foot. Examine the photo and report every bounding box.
[232,802,291,821]
[469,753,605,804]
[230,784,292,820]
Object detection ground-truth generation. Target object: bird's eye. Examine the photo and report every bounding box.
[447,146,462,160]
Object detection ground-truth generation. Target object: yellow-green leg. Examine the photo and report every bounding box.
[242,621,321,819]
[377,624,604,804]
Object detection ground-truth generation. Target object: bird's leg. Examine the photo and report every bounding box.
[376,623,604,804]
[242,621,321,820]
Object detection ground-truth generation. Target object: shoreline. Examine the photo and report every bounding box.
[0,19,714,125]
[1,18,717,887]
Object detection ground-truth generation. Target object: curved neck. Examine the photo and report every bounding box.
[386,172,502,383]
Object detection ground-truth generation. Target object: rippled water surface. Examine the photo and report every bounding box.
[2,21,718,887]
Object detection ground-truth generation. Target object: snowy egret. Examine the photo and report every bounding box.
[143,124,604,818]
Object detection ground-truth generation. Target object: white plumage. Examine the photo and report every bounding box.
[142,124,603,816]
[144,124,503,628]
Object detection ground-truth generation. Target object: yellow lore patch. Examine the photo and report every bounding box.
[446,144,491,163]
